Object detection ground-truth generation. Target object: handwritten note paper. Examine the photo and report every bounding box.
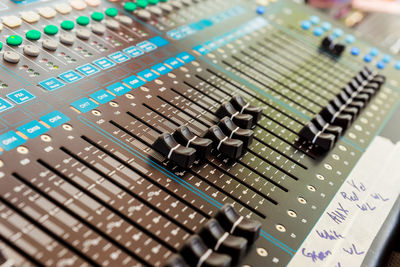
[289,136,400,267]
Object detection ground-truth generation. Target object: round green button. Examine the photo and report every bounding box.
[91,12,104,21]
[0,42,3,51]
[105,8,118,17]
[149,0,159,4]
[26,30,41,40]
[160,0,168,2]
[7,35,23,46]
[136,0,148,8]
[44,25,59,35]
[61,20,75,30]
[76,16,90,26]
[124,2,137,12]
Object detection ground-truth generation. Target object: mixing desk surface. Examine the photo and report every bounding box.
[0,0,399,266]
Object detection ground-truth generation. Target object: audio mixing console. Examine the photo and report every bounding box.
[0,0,399,266]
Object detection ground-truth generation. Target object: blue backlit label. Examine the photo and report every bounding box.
[108,51,131,64]
[6,89,36,104]
[165,57,184,69]
[123,46,144,58]
[90,89,116,104]
[40,111,70,128]
[136,41,157,53]
[39,77,65,91]
[107,82,131,96]
[93,57,116,70]
[137,69,159,82]
[0,131,26,151]
[122,75,146,89]
[59,70,83,83]
[0,98,14,113]
[17,120,49,139]
[149,36,169,47]
[151,63,171,75]
[76,63,100,76]
[71,97,99,113]
[176,52,195,63]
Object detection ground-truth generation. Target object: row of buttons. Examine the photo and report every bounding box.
[167,6,245,40]
[193,17,268,55]
[39,36,169,91]
[301,15,355,44]
[70,51,195,113]
[0,110,70,153]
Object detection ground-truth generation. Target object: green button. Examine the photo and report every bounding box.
[136,0,148,8]
[124,2,137,12]
[76,16,90,26]
[0,42,3,51]
[149,0,159,4]
[6,35,23,46]
[91,12,104,21]
[44,25,59,35]
[160,0,168,2]
[61,20,75,30]
[105,8,118,17]
[26,30,41,40]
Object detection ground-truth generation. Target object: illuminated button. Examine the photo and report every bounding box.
[376,61,385,69]
[6,89,36,104]
[3,51,20,64]
[363,54,372,63]
[301,20,311,30]
[40,110,70,128]
[26,30,41,40]
[39,77,65,91]
[90,90,115,104]
[350,47,360,56]
[70,0,87,10]
[0,97,13,113]
[321,22,331,31]
[256,6,266,15]
[313,27,323,37]
[0,131,26,151]
[38,7,57,19]
[107,82,131,95]
[20,11,40,23]
[149,0,159,4]
[370,47,379,56]
[85,0,101,7]
[44,25,59,35]
[76,16,90,26]
[59,70,83,83]
[7,35,23,46]
[91,12,104,21]
[122,75,146,89]
[17,120,49,139]
[71,97,98,113]
[332,28,343,37]
[345,35,355,44]
[105,8,118,17]
[382,55,391,63]
[54,3,72,14]
[309,15,320,25]
[0,42,2,51]
[395,62,400,70]
[61,20,75,30]
[137,0,149,8]
[2,16,22,28]
[124,2,137,11]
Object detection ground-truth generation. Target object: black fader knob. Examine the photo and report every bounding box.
[311,115,342,141]
[164,254,189,267]
[299,122,336,150]
[320,36,333,51]
[206,125,243,159]
[329,98,359,118]
[319,104,352,130]
[230,95,262,126]
[331,43,345,57]
[180,235,232,267]
[173,126,213,160]
[199,219,247,263]
[153,133,197,168]
[215,204,261,244]
[337,91,365,110]
[216,102,253,129]
[218,117,254,148]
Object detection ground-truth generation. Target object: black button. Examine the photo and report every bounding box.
[164,254,189,267]
[218,117,254,148]
[230,95,262,126]
[215,204,261,244]
[206,126,243,159]
[331,43,345,57]
[216,102,253,129]
[180,235,232,267]
[320,36,333,51]
[153,133,197,168]
[199,219,247,263]
[299,122,336,150]
[173,126,213,160]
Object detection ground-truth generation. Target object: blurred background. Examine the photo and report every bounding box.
[301,0,400,55]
